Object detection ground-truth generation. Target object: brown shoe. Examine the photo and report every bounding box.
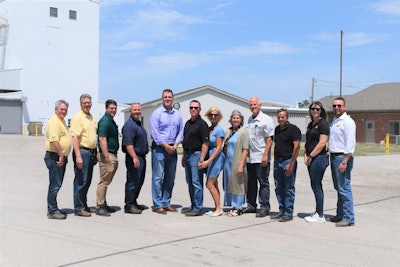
[155,207,167,214]
[75,210,91,217]
[256,209,269,218]
[85,207,97,213]
[125,206,142,214]
[336,220,355,227]
[164,206,177,212]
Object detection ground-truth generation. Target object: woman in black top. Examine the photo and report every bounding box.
[304,101,330,223]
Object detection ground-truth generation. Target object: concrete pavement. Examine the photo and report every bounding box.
[1,134,399,266]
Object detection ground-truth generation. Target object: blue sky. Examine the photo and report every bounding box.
[99,0,400,106]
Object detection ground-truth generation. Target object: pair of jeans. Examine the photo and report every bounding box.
[307,154,329,216]
[184,151,204,212]
[151,145,177,209]
[246,163,271,212]
[73,149,95,211]
[96,152,118,207]
[44,152,67,213]
[273,159,297,216]
[330,154,355,223]
[125,155,146,209]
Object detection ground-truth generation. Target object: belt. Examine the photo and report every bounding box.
[80,146,97,153]
[100,150,117,155]
[275,155,292,161]
[330,152,344,156]
[136,153,146,158]
[184,149,201,154]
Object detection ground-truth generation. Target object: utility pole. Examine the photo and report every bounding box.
[311,77,315,103]
[340,30,344,97]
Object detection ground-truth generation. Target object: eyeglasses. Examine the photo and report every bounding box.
[82,102,91,105]
[332,104,342,108]
[310,108,321,111]
[208,114,218,117]
[189,106,199,110]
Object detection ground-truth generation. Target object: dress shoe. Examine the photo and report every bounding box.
[164,206,177,212]
[135,204,145,210]
[181,208,192,214]
[155,207,167,214]
[75,210,91,217]
[48,211,66,220]
[96,206,111,217]
[105,205,116,213]
[85,207,96,213]
[243,207,257,214]
[336,220,355,227]
[58,210,67,215]
[327,216,342,223]
[125,206,142,214]
[185,210,203,217]
[270,214,283,220]
[279,215,293,222]
[256,209,269,218]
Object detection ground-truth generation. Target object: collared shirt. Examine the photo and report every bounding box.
[182,116,209,151]
[45,114,71,156]
[274,122,301,158]
[328,112,356,154]
[97,112,119,153]
[70,109,98,149]
[122,116,149,156]
[150,105,183,145]
[246,112,275,163]
[305,118,329,156]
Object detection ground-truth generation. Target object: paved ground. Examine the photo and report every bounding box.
[1,135,399,267]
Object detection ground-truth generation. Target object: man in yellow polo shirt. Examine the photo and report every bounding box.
[70,94,98,217]
[44,100,71,219]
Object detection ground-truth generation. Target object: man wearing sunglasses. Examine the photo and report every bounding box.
[328,97,356,227]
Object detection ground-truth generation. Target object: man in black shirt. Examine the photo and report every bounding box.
[181,100,209,216]
[272,108,301,222]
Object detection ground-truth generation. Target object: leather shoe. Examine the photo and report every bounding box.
[96,207,111,217]
[270,213,283,220]
[125,206,142,214]
[105,205,116,213]
[155,207,167,214]
[75,210,91,217]
[336,220,355,227]
[85,207,96,213]
[243,207,257,214]
[48,211,66,220]
[185,210,202,217]
[256,209,269,218]
[164,206,177,212]
[279,215,293,222]
[327,216,342,223]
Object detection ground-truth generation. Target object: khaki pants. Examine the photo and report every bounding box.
[96,152,118,207]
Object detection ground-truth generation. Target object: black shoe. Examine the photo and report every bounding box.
[105,205,116,213]
[96,207,111,217]
[185,210,203,217]
[58,210,67,215]
[270,213,283,220]
[181,208,192,214]
[336,220,355,227]
[243,207,257,214]
[48,211,66,220]
[85,206,97,213]
[256,209,269,218]
[125,206,142,214]
[327,216,342,223]
[279,215,293,222]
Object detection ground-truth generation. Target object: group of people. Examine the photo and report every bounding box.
[45,90,356,227]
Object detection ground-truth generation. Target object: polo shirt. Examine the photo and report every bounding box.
[305,118,329,156]
[121,116,148,156]
[182,116,209,151]
[70,109,97,149]
[274,122,301,158]
[45,114,71,156]
[97,113,119,153]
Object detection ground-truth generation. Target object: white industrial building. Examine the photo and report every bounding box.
[0,0,100,134]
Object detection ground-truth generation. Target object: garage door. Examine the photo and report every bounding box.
[0,100,22,134]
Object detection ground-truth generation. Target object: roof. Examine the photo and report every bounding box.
[317,82,400,112]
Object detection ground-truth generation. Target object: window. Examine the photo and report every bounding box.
[50,7,58,17]
[388,121,400,135]
[69,10,77,20]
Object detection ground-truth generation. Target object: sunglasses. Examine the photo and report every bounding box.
[310,108,321,111]
[208,114,219,117]
[332,104,343,108]
[189,106,199,110]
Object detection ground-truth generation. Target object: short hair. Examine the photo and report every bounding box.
[277,107,288,118]
[308,101,327,119]
[229,109,244,126]
[80,94,92,103]
[190,99,201,107]
[204,107,223,122]
[105,99,117,108]
[55,99,68,110]
[162,89,174,97]
[334,96,346,105]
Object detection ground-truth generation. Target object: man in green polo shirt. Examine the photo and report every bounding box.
[96,99,119,216]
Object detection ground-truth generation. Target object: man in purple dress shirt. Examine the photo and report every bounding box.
[150,89,184,214]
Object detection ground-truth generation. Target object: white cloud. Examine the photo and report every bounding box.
[217,41,298,56]
[367,0,400,16]
[311,32,387,47]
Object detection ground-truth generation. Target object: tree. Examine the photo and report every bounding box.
[297,99,310,108]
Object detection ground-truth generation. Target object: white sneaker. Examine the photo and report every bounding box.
[304,212,326,223]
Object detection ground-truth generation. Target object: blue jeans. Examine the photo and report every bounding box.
[273,159,297,216]
[184,151,204,212]
[73,149,95,211]
[125,155,146,208]
[151,145,177,209]
[246,163,271,212]
[44,152,67,213]
[307,154,329,216]
[330,154,355,223]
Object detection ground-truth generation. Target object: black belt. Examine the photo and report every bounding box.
[330,152,344,156]
[136,153,146,158]
[184,149,201,154]
[80,147,97,153]
[275,155,292,161]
